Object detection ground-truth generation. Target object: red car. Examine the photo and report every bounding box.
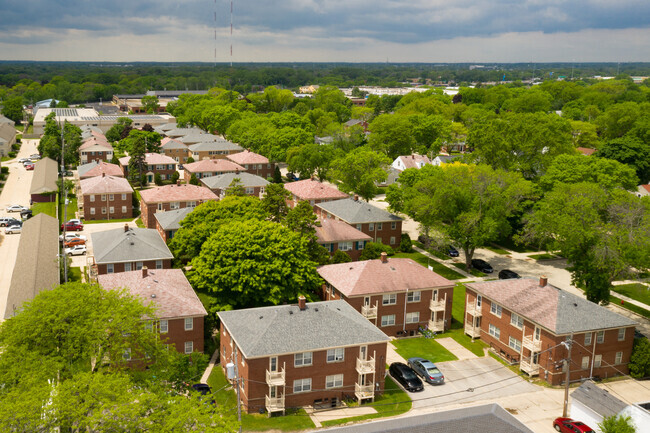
[61,222,83,232]
[553,418,594,433]
[64,238,86,248]
[25,163,34,170]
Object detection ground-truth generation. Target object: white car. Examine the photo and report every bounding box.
[65,245,87,256]
[5,225,22,234]
[66,219,82,225]
[6,205,28,213]
[59,233,88,242]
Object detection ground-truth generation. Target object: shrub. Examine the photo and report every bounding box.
[629,337,650,379]
[1,167,8,174]
[154,173,163,186]
[331,249,352,264]
[360,242,394,260]
[400,233,413,253]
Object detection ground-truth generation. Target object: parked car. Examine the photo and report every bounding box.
[407,357,445,385]
[471,258,493,273]
[5,225,22,234]
[6,204,28,213]
[64,238,86,248]
[18,157,31,163]
[61,221,84,232]
[65,245,87,256]
[0,217,20,227]
[59,233,87,242]
[30,154,41,159]
[389,362,424,392]
[20,209,33,220]
[190,383,215,405]
[286,172,299,182]
[25,163,35,170]
[66,219,82,225]
[498,269,520,279]
[553,418,594,433]
[447,246,460,257]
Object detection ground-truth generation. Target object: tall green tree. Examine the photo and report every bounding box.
[262,183,292,223]
[597,136,650,184]
[539,154,638,191]
[367,114,416,158]
[286,200,330,265]
[330,147,391,201]
[1,96,23,123]
[141,95,160,114]
[105,117,133,142]
[286,142,340,181]
[629,337,650,379]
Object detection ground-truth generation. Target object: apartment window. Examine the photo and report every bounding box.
[488,324,500,339]
[109,206,114,214]
[136,262,143,270]
[594,354,602,368]
[157,203,163,211]
[581,356,589,370]
[377,223,383,230]
[294,352,313,367]
[618,328,626,341]
[109,194,114,201]
[90,207,96,215]
[508,337,522,352]
[356,224,362,231]
[391,221,397,230]
[170,201,180,210]
[597,331,605,344]
[156,260,163,269]
[293,378,311,393]
[123,348,131,361]
[357,241,365,250]
[406,312,420,324]
[260,187,265,195]
[101,194,106,201]
[184,341,193,354]
[382,294,397,305]
[381,314,396,327]
[121,193,127,200]
[187,201,197,208]
[107,263,114,274]
[90,195,95,202]
[156,165,164,170]
[327,348,344,363]
[490,303,502,318]
[245,187,254,195]
[124,262,132,272]
[338,242,353,252]
[369,223,375,231]
[584,332,592,346]
[407,291,421,303]
[510,313,524,329]
[185,317,193,331]
[615,351,623,365]
[101,207,107,214]
[477,295,482,307]
[159,319,168,333]
[390,236,396,245]
[122,206,127,213]
[325,374,343,389]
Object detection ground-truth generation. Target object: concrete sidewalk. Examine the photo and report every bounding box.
[306,405,378,428]
[435,337,479,361]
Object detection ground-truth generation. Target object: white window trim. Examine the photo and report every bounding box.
[381,314,396,327]
[293,378,312,393]
[594,354,602,368]
[294,352,313,367]
[510,313,523,329]
[382,294,397,305]
[618,328,625,341]
[597,331,605,344]
[489,324,500,339]
[584,332,592,346]
[184,341,193,354]
[327,348,344,363]
[407,291,421,303]
[615,351,623,365]
[405,311,420,324]
[184,317,193,331]
[325,374,343,389]
[159,319,168,333]
[490,303,502,318]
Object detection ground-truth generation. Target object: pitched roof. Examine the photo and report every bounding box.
[200,172,269,189]
[91,226,174,264]
[139,183,218,203]
[77,161,124,179]
[188,141,243,152]
[160,137,188,150]
[577,147,597,156]
[218,300,389,359]
[165,127,203,138]
[29,157,59,195]
[4,214,60,319]
[319,403,535,433]
[0,114,15,125]
[80,137,112,151]
[395,154,432,170]
[226,149,269,165]
[316,198,402,224]
[465,279,636,334]
[434,155,461,164]
[178,133,221,144]
[183,159,244,174]
[571,380,627,418]
[154,207,193,231]
[315,218,372,243]
[284,179,349,201]
[119,153,177,166]
[80,174,133,195]
[344,118,363,127]
[318,257,453,297]
[98,269,207,320]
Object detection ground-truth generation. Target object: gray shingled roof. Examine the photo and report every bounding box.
[316,198,402,224]
[188,141,243,152]
[154,207,193,231]
[317,403,535,433]
[200,172,269,189]
[571,380,627,418]
[4,214,60,319]
[218,300,390,359]
[91,226,173,264]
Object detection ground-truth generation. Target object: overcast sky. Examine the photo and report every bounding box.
[0,0,648,62]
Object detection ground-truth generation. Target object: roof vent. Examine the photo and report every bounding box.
[314,308,319,312]
[259,316,263,319]
[574,303,578,307]
[151,294,156,298]
[289,310,293,315]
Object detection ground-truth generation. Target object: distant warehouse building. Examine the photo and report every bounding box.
[33,108,175,135]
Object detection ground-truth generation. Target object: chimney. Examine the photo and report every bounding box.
[539,275,548,287]
[142,266,148,278]
[124,223,129,232]
[380,252,388,263]
[102,172,106,177]
[298,295,306,311]
[311,176,316,181]
[354,194,359,201]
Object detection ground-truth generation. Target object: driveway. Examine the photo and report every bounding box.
[66,220,138,273]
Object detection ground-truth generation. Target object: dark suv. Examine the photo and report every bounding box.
[471,259,493,273]
[498,269,520,279]
[389,362,424,392]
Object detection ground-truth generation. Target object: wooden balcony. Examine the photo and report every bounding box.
[361,304,378,320]
[356,356,375,375]
[464,323,481,339]
[355,383,374,401]
[266,369,285,387]
[428,319,444,332]
[430,298,445,312]
[520,359,540,376]
[466,301,482,317]
[522,335,542,352]
[265,394,285,414]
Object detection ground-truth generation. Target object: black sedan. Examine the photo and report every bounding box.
[448,246,460,257]
[498,269,520,279]
[389,362,424,392]
[471,258,493,273]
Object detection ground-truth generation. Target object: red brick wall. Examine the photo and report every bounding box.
[316,209,402,248]
[160,316,205,354]
[321,242,365,261]
[238,163,275,180]
[163,148,189,164]
[83,192,132,220]
[80,151,111,164]
[31,193,56,203]
[96,259,172,275]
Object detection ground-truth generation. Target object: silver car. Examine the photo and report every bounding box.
[5,225,22,234]
[407,357,445,385]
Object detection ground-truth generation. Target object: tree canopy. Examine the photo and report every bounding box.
[331,147,391,201]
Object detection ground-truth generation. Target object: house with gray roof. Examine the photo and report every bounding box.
[154,207,193,242]
[30,157,59,203]
[218,298,390,415]
[432,154,462,166]
[315,217,371,261]
[315,196,402,248]
[464,277,637,386]
[0,115,16,158]
[4,214,59,319]
[200,171,269,199]
[91,224,174,275]
[187,140,243,161]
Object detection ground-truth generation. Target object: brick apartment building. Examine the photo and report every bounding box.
[218,298,390,415]
[315,197,403,248]
[182,159,245,182]
[187,140,243,161]
[160,137,190,164]
[284,178,349,208]
[315,218,371,261]
[318,253,454,337]
[119,153,178,183]
[77,161,124,180]
[99,267,207,355]
[464,277,637,386]
[79,137,114,164]
[138,183,218,229]
[154,207,193,242]
[200,171,269,199]
[226,150,276,179]
[79,173,133,220]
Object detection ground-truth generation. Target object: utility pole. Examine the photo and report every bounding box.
[562,333,573,418]
[234,349,242,433]
[60,120,68,283]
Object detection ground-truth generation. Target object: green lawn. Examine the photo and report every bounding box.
[393,251,464,280]
[451,283,467,324]
[610,295,650,319]
[485,245,510,255]
[452,262,485,277]
[528,253,559,260]
[58,196,77,222]
[446,327,488,357]
[493,238,538,253]
[391,337,458,363]
[135,218,145,228]
[611,283,650,306]
[320,377,412,427]
[33,202,57,218]
[207,365,315,432]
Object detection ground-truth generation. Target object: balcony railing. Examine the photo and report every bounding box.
[355,383,374,401]
[428,319,444,332]
[522,335,542,352]
[361,304,378,320]
[430,298,445,312]
[466,301,482,317]
[464,323,481,339]
[265,394,285,414]
[520,359,540,376]
[266,369,285,386]
[356,356,375,375]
